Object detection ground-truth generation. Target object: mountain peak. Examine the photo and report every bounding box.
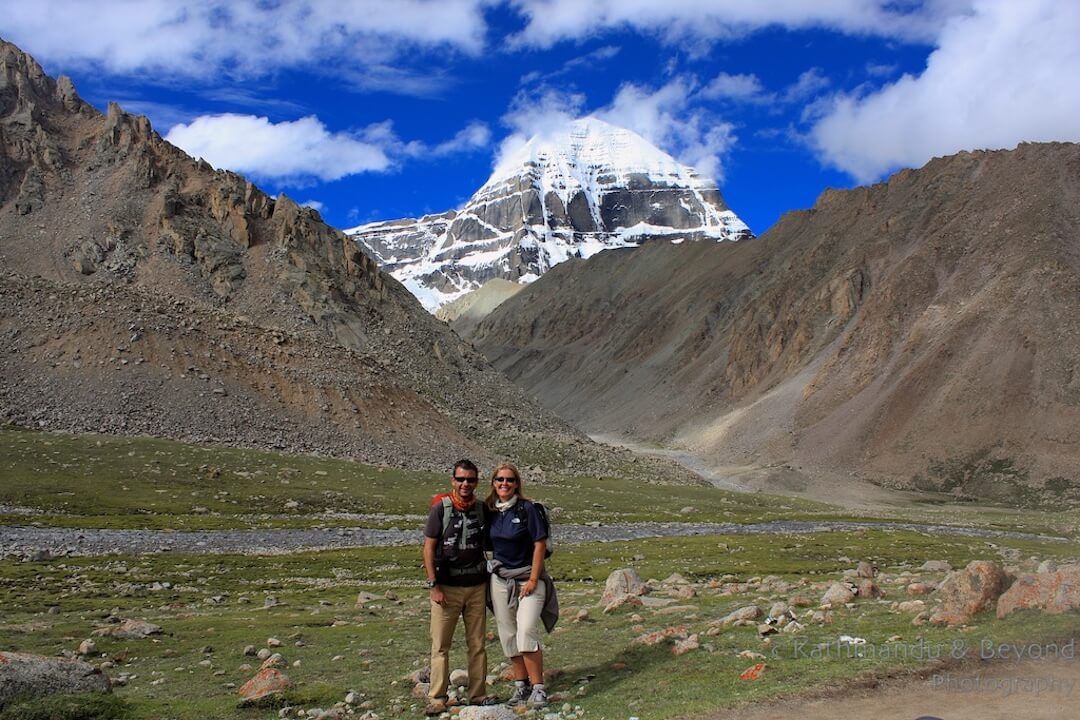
[484,116,714,192]
[351,117,751,311]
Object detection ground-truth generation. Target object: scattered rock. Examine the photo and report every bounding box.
[856,578,884,599]
[601,568,648,611]
[91,619,161,639]
[237,668,293,707]
[821,582,856,606]
[632,625,688,646]
[906,582,935,595]
[920,561,952,573]
[260,653,286,670]
[457,705,518,720]
[897,600,927,614]
[449,669,469,687]
[857,561,876,578]
[739,662,766,681]
[77,639,97,656]
[930,560,1011,626]
[355,592,379,608]
[672,634,699,656]
[716,605,762,625]
[997,564,1080,618]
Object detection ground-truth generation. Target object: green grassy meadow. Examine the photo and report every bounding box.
[2,428,1078,720]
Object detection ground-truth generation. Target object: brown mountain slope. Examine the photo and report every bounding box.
[469,142,1080,496]
[0,39,680,478]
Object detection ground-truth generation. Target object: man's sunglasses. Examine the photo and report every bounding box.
[453,476,479,483]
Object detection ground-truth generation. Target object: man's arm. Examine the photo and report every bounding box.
[423,536,445,605]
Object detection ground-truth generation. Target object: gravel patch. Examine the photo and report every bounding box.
[1,521,1074,558]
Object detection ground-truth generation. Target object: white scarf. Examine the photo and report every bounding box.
[495,496,519,512]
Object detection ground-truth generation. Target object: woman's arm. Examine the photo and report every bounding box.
[521,540,545,596]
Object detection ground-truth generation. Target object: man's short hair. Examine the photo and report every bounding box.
[453,459,478,476]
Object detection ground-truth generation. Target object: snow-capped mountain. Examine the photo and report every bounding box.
[348,117,752,311]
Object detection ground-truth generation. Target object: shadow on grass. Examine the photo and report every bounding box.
[0,693,132,720]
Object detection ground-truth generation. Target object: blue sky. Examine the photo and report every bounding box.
[3,1,1079,236]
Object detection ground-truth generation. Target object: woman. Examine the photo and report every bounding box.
[485,463,558,708]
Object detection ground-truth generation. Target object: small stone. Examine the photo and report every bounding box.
[244,645,257,656]
[77,639,97,656]
[257,649,272,661]
[267,638,282,648]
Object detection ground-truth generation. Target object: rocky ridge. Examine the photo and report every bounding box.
[0,39,688,478]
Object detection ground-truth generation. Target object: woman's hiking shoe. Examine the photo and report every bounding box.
[506,681,531,706]
[528,685,548,708]
[471,695,500,706]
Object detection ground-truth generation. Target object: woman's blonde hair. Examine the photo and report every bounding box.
[485,462,531,509]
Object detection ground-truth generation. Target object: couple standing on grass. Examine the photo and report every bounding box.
[421,459,559,715]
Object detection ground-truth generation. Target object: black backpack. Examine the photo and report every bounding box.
[516,500,553,559]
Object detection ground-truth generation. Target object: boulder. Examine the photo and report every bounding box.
[997,564,1080,618]
[457,705,519,720]
[856,561,876,578]
[920,560,952,573]
[930,560,1011,626]
[856,579,884,599]
[237,668,293,707]
[91,619,161,639]
[716,605,762,625]
[821,582,856,606]
[601,568,648,610]
[0,651,111,704]
[672,634,700,656]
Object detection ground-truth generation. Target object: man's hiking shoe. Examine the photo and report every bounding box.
[506,682,531,706]
[423,698,448,716]
[528,685,548,708]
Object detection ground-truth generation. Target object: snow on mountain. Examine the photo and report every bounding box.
[347,116,752,312]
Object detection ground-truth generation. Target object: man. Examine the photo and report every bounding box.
[422,459,492,714]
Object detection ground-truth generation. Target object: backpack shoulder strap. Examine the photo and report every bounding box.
[440,496,454,537]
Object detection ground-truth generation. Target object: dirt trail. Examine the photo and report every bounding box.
[718,656,1078,720]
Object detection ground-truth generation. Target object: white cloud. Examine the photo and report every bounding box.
[492,88,588,173]
[507,0,972,48]
[165,115,392,182]
[599,79,736,181]
[810,0,1080,182]
[782,68,831,103]
[300,199,326,213]
[2,0,489,80]
[701,72,766,101]
[164,114,490,184]
[494,79,737,181]
[430,122,493,157]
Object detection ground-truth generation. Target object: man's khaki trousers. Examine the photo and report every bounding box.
[429,582,488,702]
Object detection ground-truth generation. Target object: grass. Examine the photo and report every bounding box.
[2,428,1079,719]
[2,530,1078,720]
[0,428,844,530]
